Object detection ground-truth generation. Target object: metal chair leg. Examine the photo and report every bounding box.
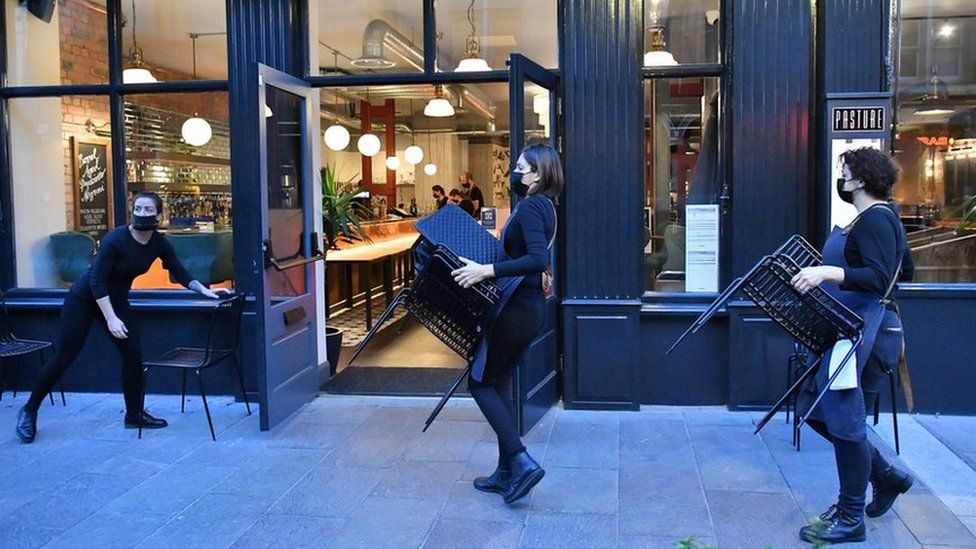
[873,393,881,426]
[181,369,187,413]
[890,370,900,455]
[195,370,216,441]
[138,366,149,440]
[230,353,252,415]
[13,358,22,398]
[0,357,6,401]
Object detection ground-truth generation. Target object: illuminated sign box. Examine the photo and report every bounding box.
[832,107,886,132]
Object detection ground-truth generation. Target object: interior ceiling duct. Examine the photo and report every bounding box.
[322,86,496,123]
[352,19,425,72]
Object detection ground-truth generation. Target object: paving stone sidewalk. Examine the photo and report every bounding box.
[1,392,975,548]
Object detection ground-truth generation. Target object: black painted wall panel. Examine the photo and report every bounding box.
[639,314,728,406]
[821,0,887,94]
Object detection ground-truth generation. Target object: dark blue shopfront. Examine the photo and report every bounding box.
[2,0,975,430]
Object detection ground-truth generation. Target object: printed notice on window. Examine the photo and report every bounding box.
[685,205,720,293]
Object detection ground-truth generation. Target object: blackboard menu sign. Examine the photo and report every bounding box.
[72,136,114,239]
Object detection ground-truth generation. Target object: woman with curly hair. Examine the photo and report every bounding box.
[789,147,915,544]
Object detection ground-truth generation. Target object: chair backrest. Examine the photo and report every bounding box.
[0,288,12,341]
[202,294,244,364]
[662,224,687,272]
[49,231,97,283]
[166,232,234,286]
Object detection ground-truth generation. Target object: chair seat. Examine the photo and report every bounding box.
[144,347,233,369]
[0,338,51,358]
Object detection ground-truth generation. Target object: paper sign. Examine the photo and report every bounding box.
[828,339,858,391]
[685,205,720,293]
[480,207,497,230]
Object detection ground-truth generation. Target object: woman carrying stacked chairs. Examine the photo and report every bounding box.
[790,148,915,544]
[451,143,561,505]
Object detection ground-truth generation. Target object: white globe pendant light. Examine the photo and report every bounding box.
[405,145,424,165]
[385,155,401,171]
[181,115,212,147]
[424,162,438,176]
[357,133,381,157]
[324,124,351,151]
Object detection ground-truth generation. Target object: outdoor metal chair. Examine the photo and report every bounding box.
[0,290,65,406]
[139,295,250,441]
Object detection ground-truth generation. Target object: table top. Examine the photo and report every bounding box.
[326,235,418,263]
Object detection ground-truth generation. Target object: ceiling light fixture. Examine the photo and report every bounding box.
[323,55,351,150]
[405,99,424,164]
[122,0,158,83]
[423,122,437,175]
[358,87,381,156]
[915,67,955,117]
[455,0,492,72]
[385,155,401,171]
[424,85,455,117]
[182,114,212,146]
[643,0,678,67]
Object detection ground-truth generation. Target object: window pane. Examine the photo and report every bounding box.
[435,0,558,72]
[4,1,109,86]
[124,92,233,290]
[312,0,424,76]
[643,0,721,67]
[644,78,721,292]
[8,95,112,288]
[895,0,976,284]
[119,0,228,82]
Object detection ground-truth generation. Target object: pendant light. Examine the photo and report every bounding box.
[643,0,678,67]
[454,0,492,72]
[424,85,455,117]
[914,67,955,117]
[385,155,401,171]
[423,123,437,175]
[323,54,351,150]
[358,87,381,156]
[180,35,211,146]
[122,0,158,83]
[404,99,424,165]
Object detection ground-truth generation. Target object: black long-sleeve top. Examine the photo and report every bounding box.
[839,204,914,297]
[492,194,556,289]
[71,226,194,301]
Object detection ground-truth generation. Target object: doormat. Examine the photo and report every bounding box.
[322,366,470,397]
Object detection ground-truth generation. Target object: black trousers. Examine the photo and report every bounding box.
[469,285,545,461]
[808,419,892,518]
[26,293,144,415]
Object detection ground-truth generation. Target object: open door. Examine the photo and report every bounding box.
[509,54,560,435]
[255,64,323,430]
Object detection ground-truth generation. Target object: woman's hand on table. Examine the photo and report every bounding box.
[791,266,844,294]
[200,287,231,299]
[452,258,495,288]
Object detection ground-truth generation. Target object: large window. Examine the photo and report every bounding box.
[435,0,558,71]
[894,0,976,283]
[642,2,724,293]
[2,0,231,291]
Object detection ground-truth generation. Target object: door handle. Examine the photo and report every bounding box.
[264,233,326,272]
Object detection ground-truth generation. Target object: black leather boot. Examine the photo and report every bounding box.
[16,406,37,443]
[124,411,168,429]
[501,450,545,504]
[866,466,913,518]
[473,457,511,494]
[799,507,866,544]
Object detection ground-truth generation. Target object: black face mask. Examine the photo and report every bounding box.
[511,171,529,197]
[836,178,856,204]
[461,183,471,190]
[132,214,159,231]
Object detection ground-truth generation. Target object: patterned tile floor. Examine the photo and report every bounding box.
[2,392,975,548]
[328,298,409,349]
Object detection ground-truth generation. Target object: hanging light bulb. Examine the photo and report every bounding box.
[424,162,438,176]
[358,133,381,157]
[455,0,492,72]
[405,145,424,165]
[424,85,455,117]
[122,0,158,84]
[643,0,678,67]
[324,124,351,151]
[385,155,401,171]
[181,114,212,147]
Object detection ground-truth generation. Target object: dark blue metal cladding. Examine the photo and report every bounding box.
[730,0,814,276]
[820,0,887,94]
[562,0,644,300]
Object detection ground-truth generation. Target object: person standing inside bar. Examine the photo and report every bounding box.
[790,148,915,544]
[452,143,560,504]
[432,185,448,210]
[448,188,464,206]
[16,192,227,443]
[459,171,484,219]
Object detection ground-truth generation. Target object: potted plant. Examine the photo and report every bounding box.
[321,164,372,378]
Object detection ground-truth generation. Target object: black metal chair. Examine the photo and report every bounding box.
[872,365,901,455]
[139,295,250,441]
[0,290,65,406]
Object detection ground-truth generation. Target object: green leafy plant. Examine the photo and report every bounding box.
[676,536,716,549]
[956,195,976,233]
[321,164,371,250]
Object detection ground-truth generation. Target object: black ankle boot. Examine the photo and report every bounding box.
[866,466,913,518]
[799,507,866,544]
[124,411,168,429]
[501,450,545,505]
[16,406,38,443]
[473,457,511,494]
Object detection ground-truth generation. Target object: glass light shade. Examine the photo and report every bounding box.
[455,57,492,72]
[424,162,438,176]
[357,133,381,157]
[181,117,212,147]
[644,50,678,67]
[385,156,401,171]
[404,145,424,165]
[264,104,273,118]
[122,67,157,84]
[914,107,955,116]
[424,98,455,117]
[324,124,351,151]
